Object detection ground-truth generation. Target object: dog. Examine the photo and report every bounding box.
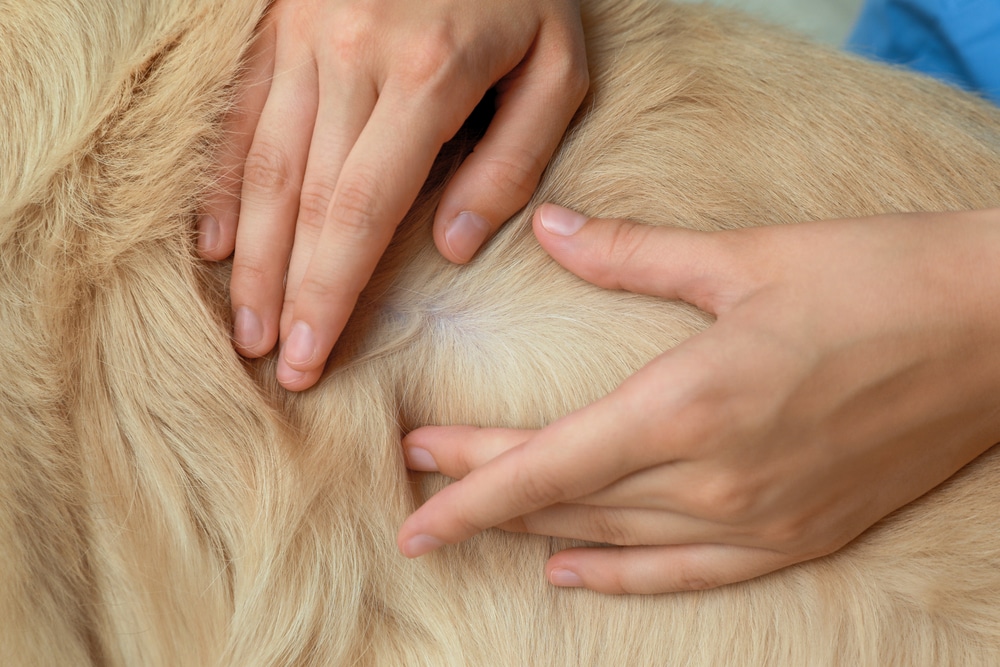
[3,0,1000,664]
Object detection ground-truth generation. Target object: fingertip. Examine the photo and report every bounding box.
[396,507,447,558]
[275,356,322,391]
[197,213,237,260]
[232,306,277,358]
[282,320,318,366]
[547,548,654,595]
[438,211,493,264]
[531,205,737,310]
[547,566,585,588]
[433,116,558,263]
[531,204,628,290]
[197,214,220,257]
[404,446,439,472]
[398,533,445,559]
[534,203,588,237]
[546,549,614,592]
[274,317,344,390]
[402,427,460,475]
[402,426,443,451]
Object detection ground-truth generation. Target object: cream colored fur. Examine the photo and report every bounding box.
[3,0,1000,664]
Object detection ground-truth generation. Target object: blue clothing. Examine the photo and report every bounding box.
[847,0,1000,105]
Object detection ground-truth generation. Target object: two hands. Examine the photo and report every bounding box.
[198,0,588,390]
[397,204,1000,594]
[201,0,1000,596]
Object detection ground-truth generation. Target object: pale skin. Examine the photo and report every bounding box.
[198,0,588,391]
[200,0,1000,596]
[397,203,1000,594]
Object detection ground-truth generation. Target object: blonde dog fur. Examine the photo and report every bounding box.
[3,0,1000,664]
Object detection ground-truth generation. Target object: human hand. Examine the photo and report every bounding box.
[198,0,588,391]
[396,204,1000,594]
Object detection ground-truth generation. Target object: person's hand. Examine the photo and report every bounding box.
[396,203,1000,594]
[198,0,588,391]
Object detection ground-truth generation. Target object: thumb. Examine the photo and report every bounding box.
[533,204,749,314]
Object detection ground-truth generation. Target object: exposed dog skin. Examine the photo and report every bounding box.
[3,0,1000,664]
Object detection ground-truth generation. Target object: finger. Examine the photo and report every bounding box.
[545,544,792,594]
[275,80,476,390]
[532,204,753,314]
[500,504,741,547]
[403,423,719,513]
[198,26,276,260]
[432,19,589,263]
[397,384,667,558]
[404,425,715,520]
[229,45,319,357]
[402,426,534,475]
[279,75,377,339]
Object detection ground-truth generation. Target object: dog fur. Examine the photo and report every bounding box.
[3,0,1000,664]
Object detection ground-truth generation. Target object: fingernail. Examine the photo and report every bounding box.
[403,534,444,558]
[198,215,219,254]
[549,568,584,587]
[539,205,587,236]
[445,211,492,262]
[283,321,316,366]
[233,306,264,350]
[275,358,307,387]
[405,447,439,472]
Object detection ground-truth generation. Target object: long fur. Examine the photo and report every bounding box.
[3,0,1000,664]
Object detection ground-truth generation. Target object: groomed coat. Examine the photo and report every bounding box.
[3,0,1000,664]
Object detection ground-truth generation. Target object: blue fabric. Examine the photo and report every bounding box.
[847,0,1000,105]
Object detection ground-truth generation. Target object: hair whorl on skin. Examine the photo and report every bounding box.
[3,0,1000,665]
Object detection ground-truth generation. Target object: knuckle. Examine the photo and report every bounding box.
[478,149,544,206]
[510,462,565,510]
[328,3,378,66]
[587,510,633,546]
[328,176,383,242]
[762,518,810,552]
[674,567,717,592]
[692,471,757,522]
[297,181,337,233]
[295,271,342,306]
[669,552,720,591]
[243,141,296,195]
[231,255,272,295]
[602,220,651,279]
[608,569,639,595]
[397,22,461,89]
[761,515,843,557]
[560,50,591,102]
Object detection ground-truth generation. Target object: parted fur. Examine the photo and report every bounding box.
[3,0,1000,665]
